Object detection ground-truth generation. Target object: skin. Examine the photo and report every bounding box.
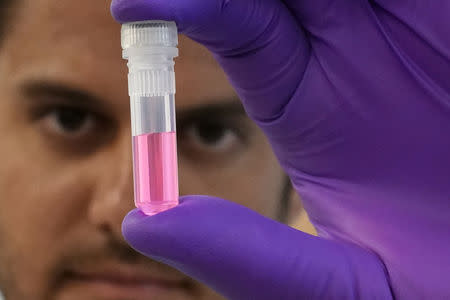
[0,0,311,299]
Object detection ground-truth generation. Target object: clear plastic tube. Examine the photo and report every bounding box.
[121,21,179,215]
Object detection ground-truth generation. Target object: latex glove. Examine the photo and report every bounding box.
[111,1,450,299]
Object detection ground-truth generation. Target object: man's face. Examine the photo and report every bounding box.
[0,1,295,299]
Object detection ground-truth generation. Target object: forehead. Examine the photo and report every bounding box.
[1,0,233,109]
[7,0,120,57]
[6,0,215,64]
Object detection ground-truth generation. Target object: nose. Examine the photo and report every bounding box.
[87,134,135,238]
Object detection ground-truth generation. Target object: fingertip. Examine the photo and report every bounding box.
[110,0,132,23]
[110,0,176,24]
[122,208,146,241]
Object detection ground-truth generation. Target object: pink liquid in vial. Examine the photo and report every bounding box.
[132,131,179,215]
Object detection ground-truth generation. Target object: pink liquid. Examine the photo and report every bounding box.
[132,131,179,215]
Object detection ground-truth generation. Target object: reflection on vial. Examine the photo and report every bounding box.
[132,131,179,215]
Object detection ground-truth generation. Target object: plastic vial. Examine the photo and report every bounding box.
[121,21,179,215]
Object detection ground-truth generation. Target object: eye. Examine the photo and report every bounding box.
[39,107,95,138]
[180,121,241,154]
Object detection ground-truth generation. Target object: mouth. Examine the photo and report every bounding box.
[62,263,191,299]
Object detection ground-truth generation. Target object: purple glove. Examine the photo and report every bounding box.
[111,1,450,299]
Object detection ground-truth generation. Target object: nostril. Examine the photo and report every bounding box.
[98,222,113,234]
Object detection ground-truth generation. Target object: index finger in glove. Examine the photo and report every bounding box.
[111,0,309,121]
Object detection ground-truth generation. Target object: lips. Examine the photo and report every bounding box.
[72,263,185,285]
[63,263,191,299]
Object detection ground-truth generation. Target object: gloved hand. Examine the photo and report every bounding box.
[111,1,450,299]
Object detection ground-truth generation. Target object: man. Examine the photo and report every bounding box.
[0,0,313,299]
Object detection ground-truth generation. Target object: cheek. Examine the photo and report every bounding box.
[0,130,93,238]
[0,135,92,298]
[179,137,284,218]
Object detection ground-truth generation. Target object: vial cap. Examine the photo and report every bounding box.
[121,21,178,50]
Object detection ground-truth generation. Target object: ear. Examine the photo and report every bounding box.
[287,190,317,236]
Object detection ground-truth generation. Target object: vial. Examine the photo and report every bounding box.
[121,21,179,215]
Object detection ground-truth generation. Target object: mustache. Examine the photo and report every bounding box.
[43,233,196,299]
[49,235,154,289]
[63,235,141,265]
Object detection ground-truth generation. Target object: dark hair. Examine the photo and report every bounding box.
[0,0,16,45]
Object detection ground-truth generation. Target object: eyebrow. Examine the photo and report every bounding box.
[176,100,246,122]
[20,80,107,112]
[20,80,247,119]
